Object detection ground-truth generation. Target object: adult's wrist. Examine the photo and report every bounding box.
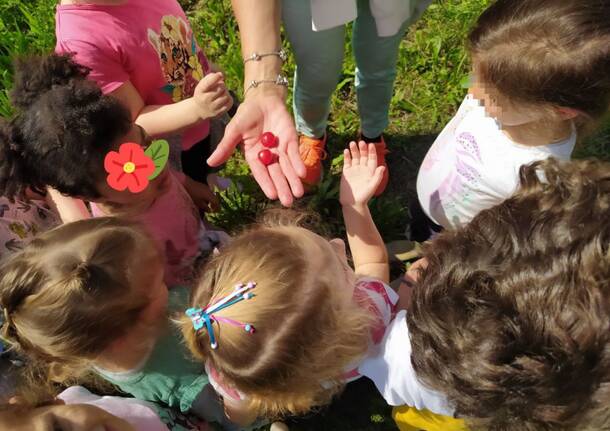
[242,80,287,101]
[244,56,283,85]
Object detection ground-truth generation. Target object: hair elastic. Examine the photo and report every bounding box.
[186,281,256,349]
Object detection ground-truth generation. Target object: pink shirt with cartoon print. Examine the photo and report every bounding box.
[55,0,210,150]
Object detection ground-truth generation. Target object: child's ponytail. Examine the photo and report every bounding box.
[0,218,157,400]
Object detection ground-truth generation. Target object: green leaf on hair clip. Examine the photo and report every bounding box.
[145,139,170,180]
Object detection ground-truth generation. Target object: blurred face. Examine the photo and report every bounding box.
[95,124,171,208]
[469,64,547,127]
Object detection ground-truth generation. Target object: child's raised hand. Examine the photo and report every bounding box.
[340,141,386,207]
[193,72,233,120]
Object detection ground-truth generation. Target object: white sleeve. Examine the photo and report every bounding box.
[358,311,455,416]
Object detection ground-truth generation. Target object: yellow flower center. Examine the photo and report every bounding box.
[123,162,136,174]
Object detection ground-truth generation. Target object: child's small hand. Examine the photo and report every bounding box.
[184,176,220,213]
[193,72,233,120]
[340,141,386,207]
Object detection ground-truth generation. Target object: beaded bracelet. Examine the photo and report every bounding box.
[244,74,289,96]
[244,49,288,63]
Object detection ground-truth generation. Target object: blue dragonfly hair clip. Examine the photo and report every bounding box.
[186,281,256,349]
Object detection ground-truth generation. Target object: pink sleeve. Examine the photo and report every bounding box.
[354,279,399,345]
[56,39,130,94]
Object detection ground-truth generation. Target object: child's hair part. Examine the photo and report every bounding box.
[181,216,373,418]
[0,54,131,199]
[469,0,610,124]
[0,217,157,390]
[408,158,610,430]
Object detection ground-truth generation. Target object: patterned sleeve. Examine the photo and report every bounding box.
[353,278,399,345]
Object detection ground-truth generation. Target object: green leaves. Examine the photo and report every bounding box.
[144,139,170,180]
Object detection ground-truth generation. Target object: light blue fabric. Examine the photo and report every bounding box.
[282,0,415,138]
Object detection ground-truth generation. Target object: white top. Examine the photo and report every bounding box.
[359,310,454,415]
[59,386,169,431]
[416,96,576,229]
[310,0,432,37]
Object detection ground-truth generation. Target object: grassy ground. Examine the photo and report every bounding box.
[0,1,609,430]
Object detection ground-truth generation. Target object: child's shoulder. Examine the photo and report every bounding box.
[354,278,398,308]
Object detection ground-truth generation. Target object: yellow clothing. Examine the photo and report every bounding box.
[393,406,468,431]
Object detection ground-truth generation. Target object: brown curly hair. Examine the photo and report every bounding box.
[408,158,610,430]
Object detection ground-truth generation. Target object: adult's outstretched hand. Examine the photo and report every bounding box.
[207,91,305,207]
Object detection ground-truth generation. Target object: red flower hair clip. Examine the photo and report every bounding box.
[104,140,169,193]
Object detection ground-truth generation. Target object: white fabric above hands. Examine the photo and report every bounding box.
[58,386,169,431]
[416,95,576,229]
[310,0,432,37]
[358,310,454,415]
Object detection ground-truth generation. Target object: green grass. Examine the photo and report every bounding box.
[0,0,55,117]
[0,1,609,429]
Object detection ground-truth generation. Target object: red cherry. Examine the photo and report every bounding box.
[260,132,278,148]
[258,149,276,166]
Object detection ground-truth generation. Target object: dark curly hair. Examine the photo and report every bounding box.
[0,54,132,200]
[409,158,610,430]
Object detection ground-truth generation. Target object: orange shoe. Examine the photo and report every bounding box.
[359,134,389,196]
[299,134,327,186]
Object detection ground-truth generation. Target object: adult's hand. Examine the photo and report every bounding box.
[207,90,305,206]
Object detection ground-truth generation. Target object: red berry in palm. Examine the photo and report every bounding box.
[261,132,278,148]
[258,149,276,166]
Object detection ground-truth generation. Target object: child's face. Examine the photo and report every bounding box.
[95,124,171,208]
[469,64,547,127]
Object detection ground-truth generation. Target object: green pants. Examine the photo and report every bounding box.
[282,0,419,138]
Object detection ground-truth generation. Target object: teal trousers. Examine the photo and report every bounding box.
[282,0,413,139]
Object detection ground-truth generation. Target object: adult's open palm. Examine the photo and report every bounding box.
[207,93,305,206]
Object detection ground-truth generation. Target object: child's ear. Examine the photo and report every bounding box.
[555,106,582,120]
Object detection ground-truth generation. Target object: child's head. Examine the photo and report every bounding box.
[181,214,372,417]
[408,158,610,430]
[0,217,166,385]
[0,54,166,206]
[467,0,610,130]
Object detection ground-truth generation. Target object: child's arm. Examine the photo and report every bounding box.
[340,141,389,283]
[110,74,233,138]
[46,188,91,223]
